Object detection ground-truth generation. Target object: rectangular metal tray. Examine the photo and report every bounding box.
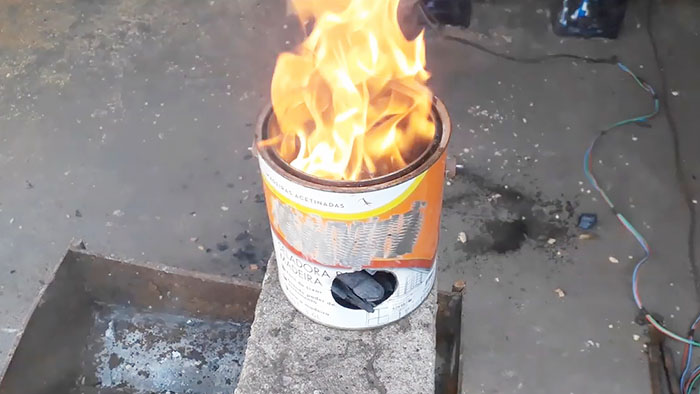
[0,248,261,394]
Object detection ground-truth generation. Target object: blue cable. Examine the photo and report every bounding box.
[683,316,700,391]
[687,365,700,393]
[682,345,694,390]
[583,63,656,310]
[582,62,700,393]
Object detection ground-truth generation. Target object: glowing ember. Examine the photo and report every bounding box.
[266,0,435,181]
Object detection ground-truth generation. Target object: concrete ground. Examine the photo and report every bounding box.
[234,258,437,394]
[0,0,698,393]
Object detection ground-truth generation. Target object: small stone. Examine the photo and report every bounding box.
[608,256,619,264]
[457,232,467,243]
[554,288,566,298]
[547,238,556,245]
[74,209,82,218]
[197,245,205,251]
[494,277,500,283]
[190,237,198,242]
[578,233,594,240]
[608,324,614,329]
[633,334,640,341]
[112,209,124,217]
[693,199,698,205]
[221,205,229,211]
[671,91,679,96]
[249,264,259,271]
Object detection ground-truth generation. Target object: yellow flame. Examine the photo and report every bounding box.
[269,0,435,181]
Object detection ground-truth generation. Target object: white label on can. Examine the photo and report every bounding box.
[259,157,425,218]
[273,233,435,329]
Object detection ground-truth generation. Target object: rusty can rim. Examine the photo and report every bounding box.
[255,96,451,193]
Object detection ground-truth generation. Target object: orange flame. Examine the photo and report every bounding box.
[268,0,435,181]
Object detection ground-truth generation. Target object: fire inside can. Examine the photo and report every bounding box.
[256,98,451,329]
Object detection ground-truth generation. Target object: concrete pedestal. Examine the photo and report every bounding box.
[235,256,437,394]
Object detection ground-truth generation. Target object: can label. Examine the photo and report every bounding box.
[259,154,445,328]
[274,233,435,328]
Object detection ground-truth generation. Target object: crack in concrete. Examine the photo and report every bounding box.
[313,338,353,370]
[364,331,388,394]
[270,309,298,390]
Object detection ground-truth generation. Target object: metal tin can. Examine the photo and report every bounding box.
[256,98,451,329]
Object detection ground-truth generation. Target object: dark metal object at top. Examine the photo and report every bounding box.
[420,0,471,28]
[552,0,628,39]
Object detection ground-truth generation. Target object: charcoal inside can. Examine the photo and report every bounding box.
[331,270,397,313]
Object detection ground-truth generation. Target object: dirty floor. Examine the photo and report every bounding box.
[1,0,699,393]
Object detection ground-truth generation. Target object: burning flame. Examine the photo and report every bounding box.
[267,0,435,181]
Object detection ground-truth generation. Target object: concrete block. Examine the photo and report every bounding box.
[235,256,436,394]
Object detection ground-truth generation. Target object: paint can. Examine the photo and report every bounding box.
[255,98,451,329]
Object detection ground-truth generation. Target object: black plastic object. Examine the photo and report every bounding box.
[420,0,471,28]
[578,213,598,230]
[331,270,397,313]
[552,0,628,39]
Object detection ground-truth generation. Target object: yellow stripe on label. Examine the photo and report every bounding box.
[262,172,426,221]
